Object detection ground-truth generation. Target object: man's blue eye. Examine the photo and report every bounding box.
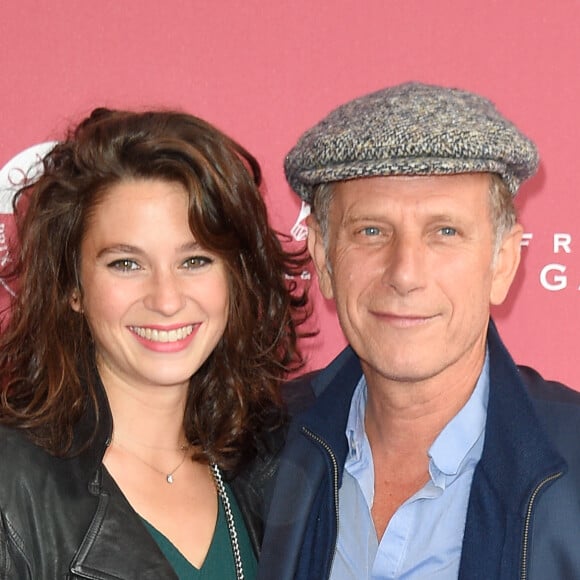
[362,227,381,236]
[440,227,457,236]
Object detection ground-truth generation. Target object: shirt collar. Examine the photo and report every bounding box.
[345,373,368,465]
[428,350,489,482]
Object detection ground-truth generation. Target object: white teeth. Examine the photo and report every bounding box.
[131,325,194,343]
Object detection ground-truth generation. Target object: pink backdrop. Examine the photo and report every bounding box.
[1,0,578,387]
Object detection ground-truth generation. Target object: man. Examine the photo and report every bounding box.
[259,82,580,579]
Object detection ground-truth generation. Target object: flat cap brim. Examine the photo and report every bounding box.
[285,82,539,202]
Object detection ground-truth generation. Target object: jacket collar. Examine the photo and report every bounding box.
[459,322,567,578]
[475,319,566,510]
[69,469,178,579]
[297,345,362,487]
[70,366,114,493]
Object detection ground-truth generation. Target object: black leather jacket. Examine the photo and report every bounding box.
[0,377,284,579]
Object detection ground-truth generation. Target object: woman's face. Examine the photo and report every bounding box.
[72,179,229,395]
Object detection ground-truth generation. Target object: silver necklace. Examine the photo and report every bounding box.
[210,463,244,580]
[165,449,188,484]
[112,440,189,484]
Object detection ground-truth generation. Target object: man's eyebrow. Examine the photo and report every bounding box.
[342,213,390,224]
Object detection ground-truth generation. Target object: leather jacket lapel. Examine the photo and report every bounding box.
[70,470,178,580]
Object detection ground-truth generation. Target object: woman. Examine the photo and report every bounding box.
[0,108,308,579]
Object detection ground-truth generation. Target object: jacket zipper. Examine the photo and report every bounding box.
[302,427,340,580]
[520,471,563,580]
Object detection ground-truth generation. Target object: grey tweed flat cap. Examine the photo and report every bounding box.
[285,82,539,202]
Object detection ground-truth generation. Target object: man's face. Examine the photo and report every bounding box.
[309,174,522,388]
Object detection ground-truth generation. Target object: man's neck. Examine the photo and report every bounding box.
[362,348,487,538]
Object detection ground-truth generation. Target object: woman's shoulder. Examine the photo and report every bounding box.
[0,423,100,533]
[0,424,67,492]
[0,423,45,457]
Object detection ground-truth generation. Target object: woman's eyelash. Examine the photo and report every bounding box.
[183,256,213,268]
[107,259,140,271]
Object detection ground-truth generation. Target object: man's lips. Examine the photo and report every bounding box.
[370,312,439,327]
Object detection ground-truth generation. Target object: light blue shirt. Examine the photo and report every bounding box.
[330,354,489,580]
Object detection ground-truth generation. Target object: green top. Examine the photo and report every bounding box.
[142,483,257,579]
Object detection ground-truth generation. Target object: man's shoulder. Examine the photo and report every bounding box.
[518,365,580,408]
[517,365,580,459]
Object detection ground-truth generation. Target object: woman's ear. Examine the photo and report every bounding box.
[69,288,83,313]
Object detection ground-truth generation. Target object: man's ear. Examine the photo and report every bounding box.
[307,215,334,300]
[490,223,523,306]
[69,288,83,313]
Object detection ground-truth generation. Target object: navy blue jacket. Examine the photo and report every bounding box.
[259,322,580,579]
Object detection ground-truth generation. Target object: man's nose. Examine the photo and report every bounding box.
[382,236,426,295]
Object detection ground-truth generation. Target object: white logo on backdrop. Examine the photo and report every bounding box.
[290,201,311,242]
[0,142,57,296]
[288,201,312,280]
[0,142,57,213]
[522,232,579,291]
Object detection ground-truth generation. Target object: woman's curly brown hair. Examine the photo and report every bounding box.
[0,108,310,471]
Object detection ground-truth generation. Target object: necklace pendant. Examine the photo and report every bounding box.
[166,474,174,484]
